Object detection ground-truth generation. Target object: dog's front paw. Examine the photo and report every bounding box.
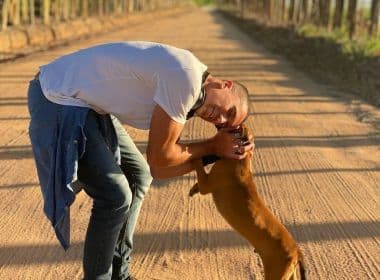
[189,183,199,197]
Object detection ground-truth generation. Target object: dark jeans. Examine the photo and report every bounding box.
[78,111,152,280]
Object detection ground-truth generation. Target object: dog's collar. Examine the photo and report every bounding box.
[186,71,210,120]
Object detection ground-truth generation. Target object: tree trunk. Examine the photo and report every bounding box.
[369,0,379,36]
[294,0,302,23]
[280,0,286,22]
[29,0,35,24]
[272,0,280,24]
[70,0,78,19]
[127,0,134,12]
[52,0,61,22]
[9,0,21,26]
[264,0,273,21]
[81,0,88,17]
[333,0,344,29]
[42,0,50,25]
[63,0,70,20]
[97,0,104,16]
[347,0,357,39]
[239,0,244,19]
[301,0,308,22]
[288,0,295,22]
[319,0,331,28]
[310,0,319,23]
[21,0,29,23]
[1,0,10,30]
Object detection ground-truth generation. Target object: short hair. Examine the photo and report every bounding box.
[232,81,250,118]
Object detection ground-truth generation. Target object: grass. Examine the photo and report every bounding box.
[297,23,380,58]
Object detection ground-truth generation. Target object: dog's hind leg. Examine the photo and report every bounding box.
[282,259,307,280]
[293,260,306,280]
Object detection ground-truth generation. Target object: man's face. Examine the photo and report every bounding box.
[195,80,247,128]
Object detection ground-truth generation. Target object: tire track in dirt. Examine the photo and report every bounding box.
[294,150,379,279]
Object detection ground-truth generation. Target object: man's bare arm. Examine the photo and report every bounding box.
[149,161,195,179]
[147,105,214,168]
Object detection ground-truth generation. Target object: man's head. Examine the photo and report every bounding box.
[195,76,249,128]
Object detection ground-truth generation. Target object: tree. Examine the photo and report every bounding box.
[300,0,309,22]
[42,0,50,25]
[80,0,88,17]
[333,0,344,30]
[1,0,11,30]
[347,0,357,39]
[288,0,295,23]
[369,0,379,36]
[310,0,319,24]
[319,0,331,28]
[264,0,273,21]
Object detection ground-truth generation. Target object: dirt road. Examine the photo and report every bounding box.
[0,6,379,280]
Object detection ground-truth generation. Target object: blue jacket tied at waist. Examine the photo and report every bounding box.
[27,78,120,249]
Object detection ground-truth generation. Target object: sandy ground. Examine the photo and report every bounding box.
[0,6,379,280]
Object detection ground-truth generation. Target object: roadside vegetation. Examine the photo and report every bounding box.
[193,0,215,6]
[203,0,380,106]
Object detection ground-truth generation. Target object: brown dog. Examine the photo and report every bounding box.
[189,125,306,280]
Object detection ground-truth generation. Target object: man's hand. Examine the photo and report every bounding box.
[211,127,254,160]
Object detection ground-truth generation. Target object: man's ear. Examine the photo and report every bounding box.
[222,80,233,89]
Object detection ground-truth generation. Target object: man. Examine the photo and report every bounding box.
[27,41,253,280]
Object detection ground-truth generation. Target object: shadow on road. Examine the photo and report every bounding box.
[1,220,378,266]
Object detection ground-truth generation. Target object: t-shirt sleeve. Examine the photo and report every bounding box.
[153,69,199,124]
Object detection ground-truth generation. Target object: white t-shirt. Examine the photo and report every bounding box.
[39,41,208,129]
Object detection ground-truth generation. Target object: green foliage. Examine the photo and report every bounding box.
[362,39,380,56]
[193,0,214,7]
[297,24,321,37]
[343,38,380,58]
[296,23,380,59]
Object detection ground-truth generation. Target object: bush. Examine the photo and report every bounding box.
[193,0,214,6]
